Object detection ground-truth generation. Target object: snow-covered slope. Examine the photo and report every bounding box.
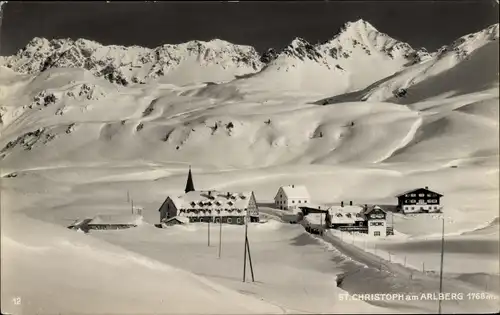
[1,212,285,315]
[317,23,499,105]
[1,19,426,96]
[0,37,264,86]
[223,20,427,96]
[0,20,498,314]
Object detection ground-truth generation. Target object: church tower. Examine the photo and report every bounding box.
[184,165,195,193]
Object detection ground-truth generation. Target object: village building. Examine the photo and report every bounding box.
[158,167,259,225]
[396,186,443,214]
[299,201,392,237]
[274,185,311,210]
[363,205,387,237]
[328,201,365,228]
[68,214,143,233]
[162,216,190,226]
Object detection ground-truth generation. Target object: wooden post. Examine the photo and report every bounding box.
[438,217,445,314]
[242,215,248,282]
[218,215,222,259]
[131,199,134,214]
[246,237,255,282]
[208,218,211,247]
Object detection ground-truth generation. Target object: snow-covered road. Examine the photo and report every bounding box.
[319,231,499,313]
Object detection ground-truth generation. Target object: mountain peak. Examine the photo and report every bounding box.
[340,19,379,34]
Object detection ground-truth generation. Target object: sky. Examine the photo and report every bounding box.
[0,1,499,56]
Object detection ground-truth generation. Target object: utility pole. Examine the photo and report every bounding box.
[131,199,134,214]
[242,211,255,282]
[127,190,130,203]
[438,216,445,314]
[218,215,222,258]
[243,214,248,282]
[208,217,211,247]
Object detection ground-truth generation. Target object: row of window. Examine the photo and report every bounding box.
[404,193,438,197]
[180,209,244,214]
[370,222,384,226]
[404,206,440,210]
[191,217,243,224]
[276,200,308,205]
[404,199,439,204]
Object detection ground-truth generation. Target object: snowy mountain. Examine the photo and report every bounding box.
[317,23,499,104]
[0,37,264,86]
[1,19,427,95]
[1,18,499,315]
[225,19,429,95]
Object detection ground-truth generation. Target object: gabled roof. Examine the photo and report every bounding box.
[327,205,365,224]
[396,187,443,197]
[277,185,310,199]
[363,205,387,216]
[165,190,253,211]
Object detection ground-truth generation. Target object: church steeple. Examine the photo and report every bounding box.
[184,165,195,193]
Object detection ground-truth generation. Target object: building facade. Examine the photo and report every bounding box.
[274,185,311,210]
[363,206,387,237]
[159,190,260,224]
[158,167,259,225]
[396,187,443,214]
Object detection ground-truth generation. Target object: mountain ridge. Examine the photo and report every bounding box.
[0,19,428,88]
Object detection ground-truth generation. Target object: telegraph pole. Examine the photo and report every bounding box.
[208,217,211,247]
[242,211,255,282]
[438,216,445,314]
[218,215,222,258]
[243,214,248,282]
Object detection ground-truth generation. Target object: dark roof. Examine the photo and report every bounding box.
[363,205,387,216]
[396,187,443,197]
[185,166,195,194]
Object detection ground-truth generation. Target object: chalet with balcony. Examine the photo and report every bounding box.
[396,186,443,214]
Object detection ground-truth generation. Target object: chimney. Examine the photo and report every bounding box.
[227,192,230,198]
[292,184,295,188]
[208,190,212,196]
[341,201,344,207]
[425,186,429,190]
[349,201,353,206]
[364,204,368,211]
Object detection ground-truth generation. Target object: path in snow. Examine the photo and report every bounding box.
[317,231,499,313]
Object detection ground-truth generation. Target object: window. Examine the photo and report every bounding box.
[374,231,381,237]
[304,200,307,203]
[299,200,301,203]
[410,194,416,197]
[227,218,232,224]
[237,218,242,224]
[419,193,425,197]
[411,207,414,210]
[292,200,295,203]
[215,218,220,223]
[427,194,432,197]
